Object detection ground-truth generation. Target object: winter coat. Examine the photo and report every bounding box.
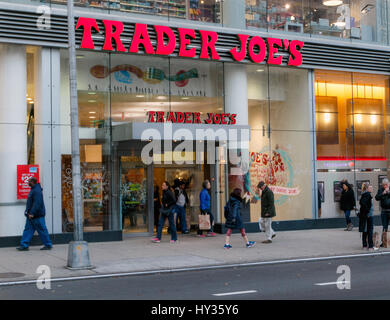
[261,186,276,218]
[200,188,211,211]
[359,191,372,233]
[375,187,390,211]
[25,183,46,219]
[162,189,176,209]
[224,194,244,230]
[340,185,355,211]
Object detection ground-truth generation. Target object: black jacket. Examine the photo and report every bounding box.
[359,191,372,232]
[261,186,276,218]
[25,183,46,218]
[162,189,176,209]
[225,194,244,230]
[340,185,355,211]
[375,187,390,210]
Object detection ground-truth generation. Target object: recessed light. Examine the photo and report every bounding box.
[89,116,96,119]
[88,100,97,103]
[181,97,190,100]
[136,95,145,98]
[88,92,96,95]
[28,101,34,104]
[157,96,166,100]
[89,111,96,114]
[256,69,264,72]
[323,0,342,6]
[76,55,85,59]
[27,98,32,101]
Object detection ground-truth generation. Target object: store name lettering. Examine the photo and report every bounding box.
[76,17,304,66]
[147,111,237,125]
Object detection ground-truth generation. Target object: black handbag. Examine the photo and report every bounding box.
[160,208,171,217]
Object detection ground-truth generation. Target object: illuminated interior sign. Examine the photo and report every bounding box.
[76,17,304,67]
[147,111,237,125]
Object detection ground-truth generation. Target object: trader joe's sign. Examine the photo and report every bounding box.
[17,165,39,200]
[76,17,304,66]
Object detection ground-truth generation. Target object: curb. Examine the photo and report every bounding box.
[1,251,390,287]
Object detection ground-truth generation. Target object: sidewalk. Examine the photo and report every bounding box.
[0,227,388,283]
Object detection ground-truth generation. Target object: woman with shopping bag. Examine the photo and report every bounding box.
[152,181,178,243]
[198,180,216,237]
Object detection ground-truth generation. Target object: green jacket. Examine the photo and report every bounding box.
[261,186,276,218]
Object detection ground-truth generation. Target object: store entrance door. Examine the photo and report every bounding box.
[120,156,153,235]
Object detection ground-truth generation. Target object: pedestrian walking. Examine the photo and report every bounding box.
[224,188,256,249]
[375,178,390,233]
[152,181,178,243]
[318,188,322,218]
[257,181,276,244]
[340,181,356,231]
[198,180,216,237]
[174,181,190,234]
[359,183,376,251]
[17,177,53,251]
[153,185,161,233]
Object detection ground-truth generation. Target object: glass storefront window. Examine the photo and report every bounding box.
[267,0,305,33]
[315,70,390,219]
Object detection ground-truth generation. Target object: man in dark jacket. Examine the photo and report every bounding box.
[17,177,53,251]
[340,181,356,231]
[375,178,390,232]
[257,181,276,244]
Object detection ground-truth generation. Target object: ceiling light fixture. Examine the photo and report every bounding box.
[89,111,96,114]
[323,0,343,6]
[88,100,97,103]
[136,95,145,98]
[88,92,96,95]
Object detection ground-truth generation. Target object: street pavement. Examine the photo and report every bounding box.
[0,255,389,299]
[0,227,389,285]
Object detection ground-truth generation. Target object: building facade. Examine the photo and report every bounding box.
[0,0,389,244]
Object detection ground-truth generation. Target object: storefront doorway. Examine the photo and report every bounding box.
[116,140,227,236]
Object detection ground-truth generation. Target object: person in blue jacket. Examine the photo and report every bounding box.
[17,177,53,251]
[224,188,256,249]
[198,180,216,237]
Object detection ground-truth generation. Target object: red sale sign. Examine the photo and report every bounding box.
[17,165,39,200]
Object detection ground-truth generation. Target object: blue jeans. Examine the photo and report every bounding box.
[20,217,52,248]
[156,209,177,241]
[344,210,351,225]
[381,211,390,232]
[175,205,187,232]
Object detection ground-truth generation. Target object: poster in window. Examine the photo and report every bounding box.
[333,181,342,202]
[317,181,325,203]
[357,180,370,200]
[82,172,102,200]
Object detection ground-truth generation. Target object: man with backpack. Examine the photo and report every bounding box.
[224,188,256,249]
[174,181,190,234]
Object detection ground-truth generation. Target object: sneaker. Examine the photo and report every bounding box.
[170,240,177,244]
[198,234,206,238]
[40,246,52,251]
[262,240,272,244]
[224,244,232,249]
[151,237,160,243]
[16,246,29,251]
[272,234,276,239]
[206,232,217,237]
[246,241,256,248]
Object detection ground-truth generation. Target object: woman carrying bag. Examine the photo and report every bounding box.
[152,181,178,243]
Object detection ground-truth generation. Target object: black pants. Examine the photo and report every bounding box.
[363,216,374,248]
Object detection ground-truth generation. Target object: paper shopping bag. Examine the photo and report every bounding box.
[198,214,211,230]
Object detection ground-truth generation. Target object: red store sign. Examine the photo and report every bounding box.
[147,111,237,125]
[17,165,39,200]
[76,17,304,66]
